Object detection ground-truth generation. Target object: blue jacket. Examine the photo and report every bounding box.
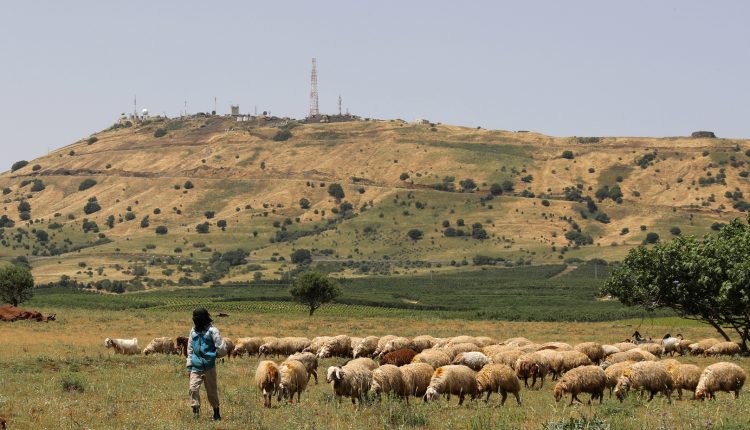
[186,325,227,372]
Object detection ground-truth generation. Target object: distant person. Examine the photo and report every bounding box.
[186,307,227,421]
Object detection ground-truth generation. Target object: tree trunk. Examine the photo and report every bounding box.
[706,320,731,341]
[11,298,18,307]
[309,307,315,316]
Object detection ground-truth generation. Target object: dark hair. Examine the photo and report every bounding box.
[192,307,212,332]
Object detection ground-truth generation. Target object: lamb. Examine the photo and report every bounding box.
[371,364,405,399]
[695,362,746,400]
[638,343,664,358]
[614,361,673,403]
[377,336,414,358]
[688,338,721,356]
[704,341,741,358]
[287,352,319,384]
[399,363,434,402]
[142,337,176,356]
[254,360,280,408]
[327,360,374,404]
[411,335,438,352]
[176,336,189,357]
[104,338,139,355]
[277,359,309,404]
[574,342,606,364]
[487,348,524,369]
[352,336,379,358]
[604,360,635,398]
[380,348,417,367]
[318,335,352,359]
[553,365,607,405]
[475,363,521,406]
[452,351,491,371]
[260,337,311,357]
[668,364,701,400]
[304,336,333,355]
[411,348,452,368]
[515,351,552,388]
[424,365,479,405]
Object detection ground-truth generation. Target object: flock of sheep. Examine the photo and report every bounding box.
[103,332,747,407]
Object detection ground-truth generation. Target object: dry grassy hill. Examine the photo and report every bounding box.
[1,115,748,286]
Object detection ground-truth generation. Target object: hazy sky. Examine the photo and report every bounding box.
[1,1,749,170]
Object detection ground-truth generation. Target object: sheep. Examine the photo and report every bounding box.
[688,338,721,356]
[452,351,491,371]
[487,348,524,369]
[233,337,267,358]
[399,363,434,402]
[704,341,741,358]
[442,342,480,360]
[502,337,533,348]
[260,337,311,357]
[176,336,188,357]
[377,336,414,358]
[557,350,593,376]
[142,337,176,356]
[374,335,398,356]
[380,348,417,367]
[601,349,657,369]
[539,342,573,351]
[104,338,139,355]
[475,364,521,406]
[277,359,309,404]
[371,364,405,399]
[343,357,379,371]
[411,335,438,352]
[287,352,319,384]
[474,337,497,348]
[223,339,235,361]
[612,342,639,352]
[638,343,664,358]
[303,336,333,355]
[695,362,746,400]
[554,365,607,405]
[424,365,479,405]
[255,360,281,408]
[327,361,373,404]
[349,337,363,356]
[601,344,621,357]
[574,342,606,364]
[661,334,684,356]
[412,348,452,368]
[318,335,352,359]
[604,360,635,398]
[515,351,555,388]
[482,344,515,357]
[352,336,379,358]
[614,361,673,403]
[668,364,701,400]
[445,335,479,346]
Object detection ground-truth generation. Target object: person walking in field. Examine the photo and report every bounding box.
[187,307,227,421]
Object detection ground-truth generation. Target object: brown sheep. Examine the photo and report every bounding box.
[614,361,673,403]
[604,360,635,398]
[287,352,319,384]
[704,341,741,358]
[574,342,606,364]
[371,364,405,399]
[554,365,607,405]
[695,362,746,400]
[380,348,417,367]
[176,336,188,357]
[254,360,280,408]
[668,364,701,400]
[424,365,479,405]
[399,363,434,403]
[277,359,309,404]
[476,364,521,406]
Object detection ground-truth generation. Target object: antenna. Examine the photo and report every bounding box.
[133,95,137,118]
[214,97,217,114]
[309,58,319,118]
[338,95,342,116]
[184,100,187,116]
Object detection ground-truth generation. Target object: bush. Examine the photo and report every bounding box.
[501,180,514,192]
[204,211,215,219]
[2,187,10,195]
[272,129,292,141]
[87,136,98,145]
[541,199,550,207]
[328,183,345,201]
[140,216,150,228]
[644,232,660,244]
[217,220,227,229]
[30,180,45,192]
[153,128,167,138]
[459,178,476,191]
[670,226,682,236]
[32,164,41,171]
[561,150,574,159]
[489,183,503,196]
[83,200,101,215]
[594,212,611,223]
[124,212,136,221]
[299,198,311,209]
[564,230,593,245]
[61,374,85,393]
[196,222,210,233]
[407,229,423,241]
[154,226,168,235]
[11,160,28,172]
[34,230,49,242]
[399,172,410,181]
[711,222,725,231]
[78,179,97,191]
[183,181,194,190]
[620,228,630,235]
[18,201,31,212]
[291,249,313,264]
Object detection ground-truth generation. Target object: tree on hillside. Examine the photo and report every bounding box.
[0,264,35,307]
[291,249,312,264]
[328,183,345,201]
[603,216,750,352]
[289,272,340,316]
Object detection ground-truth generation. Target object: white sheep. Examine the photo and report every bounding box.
[668,364,701,400]
[475,363,521,406]
[104,338,139,355]
[688,338,721,356]
[553,365,607,405]
[287,352,319,384]
[411,335,438,352]
[260,337,311,356]
[374,335,398,356]
[515,351,552,388]
[233,336,270,357]
[254,360,280,408]
[442,343,480,360]
[539,342,573,351]
[614,361,673,403]
[318,335,352,359]
[352,336,379,358]
[574,342,606,364]
[601,349,657,369]
[277,359,309,404]
[424,365,478,405]
[487,348,524,369]
[142,337,176,355]
[399,363,434,402]
[452,351,491,371]
[695,362,746,400]
[638,343,664,358]
[661,334,684,356]
[502,337,534,348]
[412,348,452,368]
[601,344,621,357]
[327,361,373,405]
[371,364,405,399]
[377,336,414,358]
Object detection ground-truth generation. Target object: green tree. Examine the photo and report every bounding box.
[78,179,97,191]
[289,272,341,316]
[489,183,503,196]
[459,178,477,191]
[291,249,312,264]
[327,183,345,201]
[155,225,168,235]
[11,160,28,172]
[561,150,574,159]
[153,128,167,138]
[0,264,35,307]
[299,198,311,209]
[272,129,292,141]
[407,229,423,241]
[603,216,750,351]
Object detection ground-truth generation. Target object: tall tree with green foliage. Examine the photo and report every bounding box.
[289,272,340,316]
[603,216,750,352]
[0,264,35,307]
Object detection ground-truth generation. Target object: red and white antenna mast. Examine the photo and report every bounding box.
[309,58,319,118]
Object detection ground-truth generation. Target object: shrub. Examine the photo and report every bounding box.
[18,201,31,212]
[196,222,210,233]
[124,212,136,221]
[204,211,215,219]
[501,180,514,192]
[594,212,611,223]
[140,216,150,228]
[78,179,97,191]
[272,129,292,141]
[0,215,15,228]
[620,228,630,235]
[106,215,115,229]
[459,178,476,191]
[327,183,345,201]
[644,232,660,244]
[299,198,311,209]
[30,180,45,192]
[399,172,410,181]
[2,187,10,195]
[153,128,167,138]
[541,199,550,206]
[183,181,194,189]
[561,150,574,159]
[87,136,98,145]
[564,230,593,245]
[291,249,312,264]
[670,226,681,236]
[456,219,465,226]
[19,212,30,221]
[407,229,423,240]
[11,160,28,172]
[711,222,725,231]
[155,226,168,235]
[32,164,41,171]
[34,230,49,242]
[489,183,503,196]
[217,220,227,229]
[83,200,101,215]
[442,220,450,228]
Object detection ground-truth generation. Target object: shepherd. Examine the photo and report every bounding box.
[186,307,227,421]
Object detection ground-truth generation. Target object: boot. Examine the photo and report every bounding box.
[192,406,200,418]
[212,407,221,421]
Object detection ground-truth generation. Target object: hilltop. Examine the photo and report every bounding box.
[1,115,748,288]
